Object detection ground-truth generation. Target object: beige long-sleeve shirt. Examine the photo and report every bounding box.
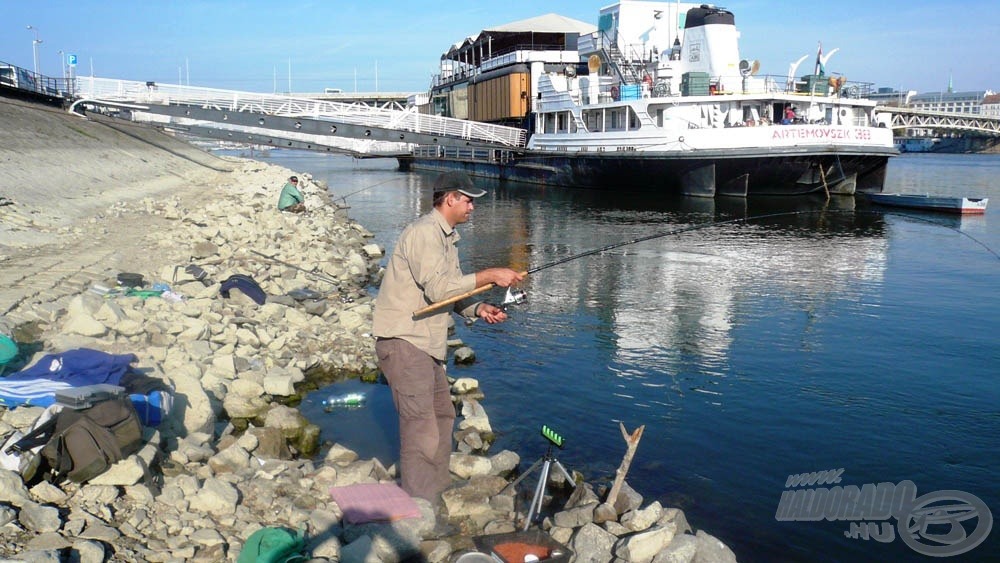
[372,208,478,360]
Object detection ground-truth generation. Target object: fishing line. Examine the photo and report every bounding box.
[876,210,1000,261]
[525,208,1000,272]
[414,207,998,317]
[415,209,823,316]
[331,177,405,205]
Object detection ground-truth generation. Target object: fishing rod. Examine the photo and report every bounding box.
[247,249,341,286]
[331,177,404,205]
[412,209,818,317]
[412,207,1000,317]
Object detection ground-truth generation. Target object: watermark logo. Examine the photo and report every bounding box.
[775,469,992,557]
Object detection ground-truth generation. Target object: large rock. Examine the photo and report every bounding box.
[653,533,699,563]
[188,478,239,516]
[170,371,216,436]
[449,453,492,479]
[693,530,738,563]
[613,525,676,562]
[623,501,664,532]
[571,522,617,563]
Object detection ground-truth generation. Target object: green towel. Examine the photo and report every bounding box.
[237,527,307,563]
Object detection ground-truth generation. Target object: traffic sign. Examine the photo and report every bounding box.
[67,54,77,66]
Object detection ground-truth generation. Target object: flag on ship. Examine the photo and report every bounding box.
[814,42,824,76]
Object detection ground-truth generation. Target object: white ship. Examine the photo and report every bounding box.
[408,2,898,197]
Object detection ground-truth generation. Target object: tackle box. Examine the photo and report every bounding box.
[54,384,127,409]
[473,529,572,563]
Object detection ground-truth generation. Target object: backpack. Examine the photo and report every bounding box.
[16,396,144,483]
[237,526,308,563]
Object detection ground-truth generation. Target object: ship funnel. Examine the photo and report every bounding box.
[680,6,740,92]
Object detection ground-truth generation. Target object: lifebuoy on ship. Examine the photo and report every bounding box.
[611,85,620,101]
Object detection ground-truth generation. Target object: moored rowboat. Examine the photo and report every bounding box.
[867,193,988,214]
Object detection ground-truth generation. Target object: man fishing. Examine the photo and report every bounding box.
[373,171,523,502]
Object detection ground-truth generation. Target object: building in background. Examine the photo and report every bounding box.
[980,93,1000,117]
[908,90,994,114]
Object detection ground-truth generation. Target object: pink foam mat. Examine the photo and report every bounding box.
[329,482,422,524]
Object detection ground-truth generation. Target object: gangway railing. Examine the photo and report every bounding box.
[74,77,527,148]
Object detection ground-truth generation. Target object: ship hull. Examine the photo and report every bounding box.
[400,147,893,197]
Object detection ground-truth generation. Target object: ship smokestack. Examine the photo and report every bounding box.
[680,5,740,93]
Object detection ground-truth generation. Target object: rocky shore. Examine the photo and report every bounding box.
[0,98,737,562]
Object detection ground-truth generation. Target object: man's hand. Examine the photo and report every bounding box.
[476,303,508,324]
[477,268,525,288]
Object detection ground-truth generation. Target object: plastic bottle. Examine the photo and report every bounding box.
[322,392,366,409]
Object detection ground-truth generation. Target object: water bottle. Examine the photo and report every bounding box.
[322,392,366,409]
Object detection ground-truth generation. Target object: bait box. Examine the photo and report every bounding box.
[473,529,573,563]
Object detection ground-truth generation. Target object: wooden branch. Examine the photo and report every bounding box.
[605,422,645,506]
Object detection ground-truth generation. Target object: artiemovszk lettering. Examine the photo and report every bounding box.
[771,127,872,141]
[776,469,992,557]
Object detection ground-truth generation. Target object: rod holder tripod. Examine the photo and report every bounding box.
[504,443,576,530]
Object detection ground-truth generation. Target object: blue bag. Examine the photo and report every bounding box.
[220,274,267,305]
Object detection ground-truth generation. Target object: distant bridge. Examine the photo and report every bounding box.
[71,77,526,158]
[880,106,1000,135]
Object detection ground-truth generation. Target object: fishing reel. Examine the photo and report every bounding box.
[502,287,527,310]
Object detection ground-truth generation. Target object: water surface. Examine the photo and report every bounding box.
[273,151,999,563]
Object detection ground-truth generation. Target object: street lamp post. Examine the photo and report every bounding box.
[26,25,42,76]
[58,50,65,82]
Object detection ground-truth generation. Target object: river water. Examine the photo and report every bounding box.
[266,150,999,563]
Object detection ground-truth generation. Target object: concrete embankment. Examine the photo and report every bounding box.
[0,97,738,562]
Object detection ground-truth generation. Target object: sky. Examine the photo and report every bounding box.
[2,0,998,95]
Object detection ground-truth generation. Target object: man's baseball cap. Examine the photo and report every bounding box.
[432,171,486,200]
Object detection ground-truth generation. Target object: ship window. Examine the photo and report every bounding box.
[582,109,603,132]
[558,112,568,133]
[629,108,640,130]
[544,113,556,134]
[608,109,626,131]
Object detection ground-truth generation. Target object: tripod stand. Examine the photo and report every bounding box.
[505,444,576,530]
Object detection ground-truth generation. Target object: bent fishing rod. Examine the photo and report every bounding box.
[412,207,1000,317]
[412,209,814,317]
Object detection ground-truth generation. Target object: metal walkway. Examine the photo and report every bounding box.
[72,77,527,157]
[886,106,1000,135]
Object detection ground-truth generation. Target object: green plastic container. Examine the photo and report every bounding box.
[0,335,18,369]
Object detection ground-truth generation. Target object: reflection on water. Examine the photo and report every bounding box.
[470,183,890,377]
[262,150,1000,563]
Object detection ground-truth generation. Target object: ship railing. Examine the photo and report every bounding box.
[433,45,580,87]
[75,77,527,148]
[589,72,875,100]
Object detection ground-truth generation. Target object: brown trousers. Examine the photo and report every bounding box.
[375,338,455,502]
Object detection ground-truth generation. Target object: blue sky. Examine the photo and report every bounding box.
[2,1,997,95]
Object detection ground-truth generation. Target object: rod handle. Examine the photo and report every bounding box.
[411,270,528,318]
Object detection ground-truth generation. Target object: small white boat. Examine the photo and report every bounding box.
[867,193,988,214]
